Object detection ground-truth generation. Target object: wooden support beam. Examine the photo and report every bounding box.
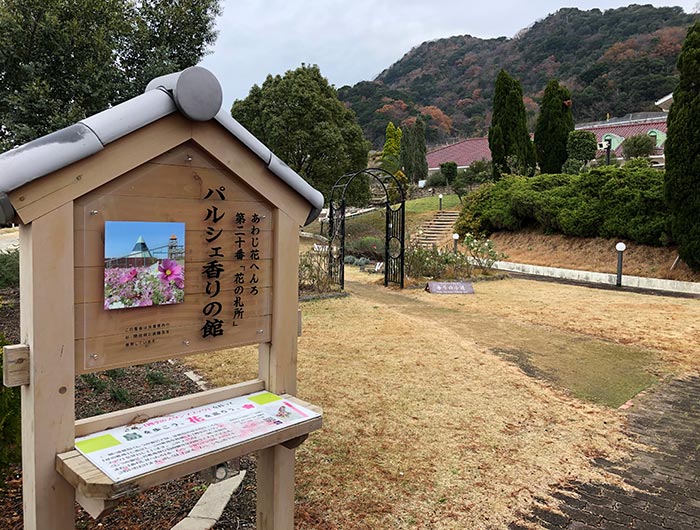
[257,210,300,530]
[76,492,118,520]
[20,203,76,530]
[3,344,30,387]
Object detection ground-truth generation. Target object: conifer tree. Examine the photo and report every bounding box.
[488,69,536,180]
[381,121,402,175]
[665,21,700,270]
[534,80,574,174]
[400,118,428,183]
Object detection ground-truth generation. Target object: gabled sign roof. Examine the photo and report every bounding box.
[0,67,324,225]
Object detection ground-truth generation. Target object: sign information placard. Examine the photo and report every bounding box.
[426,281,475,294]
[74,391,319,482]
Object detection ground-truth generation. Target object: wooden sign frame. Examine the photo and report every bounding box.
[7,114,321,530]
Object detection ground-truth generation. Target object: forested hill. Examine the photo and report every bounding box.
[338,4,695,148]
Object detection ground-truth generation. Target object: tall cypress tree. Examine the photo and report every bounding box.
[400,118,428,183]
[381,121,402,174]
[413,118,428,183]
[534,80,574,174]
[665,21,700,270]
[488,69,536,180]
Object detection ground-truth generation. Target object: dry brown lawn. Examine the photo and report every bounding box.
[182,271,700,529]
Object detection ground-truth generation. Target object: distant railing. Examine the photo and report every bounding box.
[105,243,184,268]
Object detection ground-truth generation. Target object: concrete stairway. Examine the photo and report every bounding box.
[412,211,460,248]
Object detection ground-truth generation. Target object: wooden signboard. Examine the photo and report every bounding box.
[74,144,274,373]
[2,68,323,530]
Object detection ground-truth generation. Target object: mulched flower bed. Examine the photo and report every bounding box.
[0,287,257,530]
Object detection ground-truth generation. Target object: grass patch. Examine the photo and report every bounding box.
[80,373,107,393]
[493,344,657,408]
[146,369,170,386]
[108,384,132,404]
[404,193,461,214]
[304,194,462,243]
[349,277,660,408]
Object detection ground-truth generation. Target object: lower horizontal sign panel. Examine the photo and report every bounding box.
[73,391,321,483]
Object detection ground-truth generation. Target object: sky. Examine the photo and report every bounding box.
[200,1,698,109]
[105,221,185,259]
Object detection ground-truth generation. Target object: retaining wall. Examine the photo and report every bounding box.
[493,260,700,296]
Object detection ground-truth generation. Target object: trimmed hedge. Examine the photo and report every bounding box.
[455,166,670,246]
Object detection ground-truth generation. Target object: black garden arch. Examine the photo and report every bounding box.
[327,168,405,290]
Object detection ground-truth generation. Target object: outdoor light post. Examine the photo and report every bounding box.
[615,241,626,287]
[605,140,612,166]
[453,233,459,253]
[439,193,443,211]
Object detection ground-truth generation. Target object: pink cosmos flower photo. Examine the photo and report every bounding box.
[104,222,185,310]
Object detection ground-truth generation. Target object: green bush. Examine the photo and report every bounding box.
[456,166,669,246]
[345,236,384,260]
[0,247,19,289]
[439,161,458,184]
[426,172,447,187]
[622,134,656,159]
[461,233,507,271]
[405,244,473,279]
[0,332,21,483]
[567,130,598,163]
[561,158,585,174]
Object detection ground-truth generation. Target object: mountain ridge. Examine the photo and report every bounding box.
[338,4,696,148]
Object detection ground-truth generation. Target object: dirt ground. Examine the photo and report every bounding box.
[186,270,700,529]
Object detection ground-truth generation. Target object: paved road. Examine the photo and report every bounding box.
[0,229,18,252]
[511,375,700,529]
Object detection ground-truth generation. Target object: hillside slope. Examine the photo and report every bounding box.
[490,229,700,283]
[339,5,695,147]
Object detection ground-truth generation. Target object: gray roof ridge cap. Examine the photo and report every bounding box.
[214,109,324,224]
[146,67,222,122]
[80,89,177,145]
[214,109,272,164]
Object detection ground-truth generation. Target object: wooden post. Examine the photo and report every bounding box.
[257,210,299,530]
[20,202,76,530]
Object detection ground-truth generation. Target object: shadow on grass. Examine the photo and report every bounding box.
[492,346,657,408]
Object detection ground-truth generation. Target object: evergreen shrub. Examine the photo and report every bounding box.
[456,166,669,246]
[427,172,447,187]
[0,248,19,289]
[345,236,384,260]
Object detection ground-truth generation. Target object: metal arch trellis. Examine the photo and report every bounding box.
[327,168,405,290]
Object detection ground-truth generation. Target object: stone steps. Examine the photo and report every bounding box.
[412,211,460,248]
